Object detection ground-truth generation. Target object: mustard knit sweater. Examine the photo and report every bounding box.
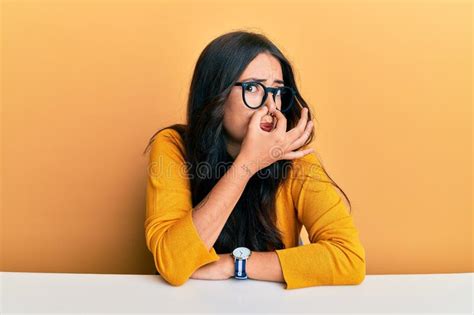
[145,128,366,289]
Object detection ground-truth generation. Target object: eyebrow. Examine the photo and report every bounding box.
[241,77,285,85]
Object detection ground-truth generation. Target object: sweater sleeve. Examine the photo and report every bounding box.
[144,128,220,286]
[274,151,366,290]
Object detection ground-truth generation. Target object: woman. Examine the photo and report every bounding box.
[143,31,366,290]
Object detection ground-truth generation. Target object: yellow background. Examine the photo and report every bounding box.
[1,0,472,275]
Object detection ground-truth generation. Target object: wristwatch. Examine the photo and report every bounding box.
[231,247,252,280]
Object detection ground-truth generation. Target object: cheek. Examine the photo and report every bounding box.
[223,96,253,141]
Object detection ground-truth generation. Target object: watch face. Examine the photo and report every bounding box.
[232,247,251,259]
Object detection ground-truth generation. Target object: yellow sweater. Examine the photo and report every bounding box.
[145,128,366,289]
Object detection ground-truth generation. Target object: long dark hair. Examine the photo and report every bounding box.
[143,30,351,253]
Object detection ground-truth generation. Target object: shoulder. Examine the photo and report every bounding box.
[288,148,331,198]
[154,127,181,141]
[291,147,325,180]
[148,127,186,164]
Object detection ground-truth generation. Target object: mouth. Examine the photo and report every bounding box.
[260,122,274,132]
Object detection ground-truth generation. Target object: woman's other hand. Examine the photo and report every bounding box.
[237,106,314,175]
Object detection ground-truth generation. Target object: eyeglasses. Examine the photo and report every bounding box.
[234,81,296,113]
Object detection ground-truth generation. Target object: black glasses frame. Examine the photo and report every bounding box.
[234,81,296,113]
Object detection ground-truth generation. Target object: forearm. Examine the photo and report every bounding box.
[246,251,285,283]
[191,155,254,251]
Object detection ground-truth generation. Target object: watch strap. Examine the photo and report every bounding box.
[234,258,248,279]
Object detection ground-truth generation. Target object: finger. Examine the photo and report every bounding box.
[288,120,313,151]
[272,108,287,134]
[288,107,309,139]
[249,106,270,130]
[281,147,315,160]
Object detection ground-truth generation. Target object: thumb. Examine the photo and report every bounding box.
[249,106,269,129]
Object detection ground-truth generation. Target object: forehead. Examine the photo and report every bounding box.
[238,53,283,80]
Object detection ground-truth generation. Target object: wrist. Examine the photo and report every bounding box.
[225,254,235,278]
[233,154,257,179]
[231,247,252,280]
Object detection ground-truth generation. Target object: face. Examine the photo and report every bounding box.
[223,52,284,158]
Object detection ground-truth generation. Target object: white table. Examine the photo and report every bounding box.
[1,271,472,314]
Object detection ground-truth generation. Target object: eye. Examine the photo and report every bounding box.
[244,84,258,93]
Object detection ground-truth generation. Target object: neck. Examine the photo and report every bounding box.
[224,135,240,160]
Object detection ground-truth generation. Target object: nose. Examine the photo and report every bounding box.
[263,91,278,115]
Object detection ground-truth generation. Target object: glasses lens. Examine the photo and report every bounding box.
[243,82,265,108]
[242,83,295,112]
[279,87,295,113]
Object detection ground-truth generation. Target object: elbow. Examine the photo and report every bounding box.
[146,223,190,286]
[160,271,189,287]
[331,239,366,285]
[351,247,366,285]
[148,240,191,287]
[154,256,191,287]
[155,259,191,286]
[353,260,366,285]
[337,242,366,285]
[350,241,366,285]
